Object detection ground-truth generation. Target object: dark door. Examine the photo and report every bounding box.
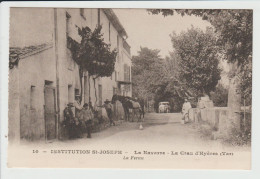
[44,86,57,140]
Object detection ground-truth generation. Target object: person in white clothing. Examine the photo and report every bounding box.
[74,94,83,119]
[182,98,192,122]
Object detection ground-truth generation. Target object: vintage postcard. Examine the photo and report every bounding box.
[3,2,256,171]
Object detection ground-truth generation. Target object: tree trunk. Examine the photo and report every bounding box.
[88,75,91,103]
[93,78,97,104]
[81,71,85,104]
[79,67,83,104]
[227,62,242,131]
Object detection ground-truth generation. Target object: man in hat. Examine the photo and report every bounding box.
[74,93,83,118]
[72,93,84,138]
[81,103,94,138]
[63,103,76,139]
[182,98,192,123]
[101,99,115,126]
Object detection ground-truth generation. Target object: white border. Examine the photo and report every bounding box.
[1,1,260,179]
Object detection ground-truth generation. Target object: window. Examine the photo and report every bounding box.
[30,86,36,110]
[75,89,79,100]
[124,64,130,82]
[80,9,86,20]
[113,87,117,95]
[68,85,73,103]
[117,35,120,61]
[45,80,53,86]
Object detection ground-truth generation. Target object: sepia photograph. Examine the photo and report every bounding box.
[5,4,254,170]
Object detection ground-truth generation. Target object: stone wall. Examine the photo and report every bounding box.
[189,107,230,138]
[189,107,251,139]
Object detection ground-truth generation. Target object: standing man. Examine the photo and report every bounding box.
[63,103,75,139]
[182,98,192,123]
[73,93,83,138]
[102,99,115,126]
[81,103,94,138]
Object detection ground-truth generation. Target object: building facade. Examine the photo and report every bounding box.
[9,8,132,142]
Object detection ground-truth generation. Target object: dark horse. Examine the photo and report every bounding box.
[111,95,144,122]
[125,96,145,118]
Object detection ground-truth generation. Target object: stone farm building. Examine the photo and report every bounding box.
[9,8,132,142]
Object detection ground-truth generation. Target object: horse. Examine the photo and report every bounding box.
[125,96,145,119]
[111,95,143,122]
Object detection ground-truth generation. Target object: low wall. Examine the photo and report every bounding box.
[189,107,251,139]
[189,107,230,137]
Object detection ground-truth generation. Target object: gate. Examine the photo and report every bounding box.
[44,86,57,140]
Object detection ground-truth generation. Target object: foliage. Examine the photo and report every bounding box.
[132,47,164,99]
[240,55,252,106]
[67,25,117,78]
[223,123,251,146]
[148,9,252,104]
[148,9,252,65]
[67,25,117,103]
[210,84,228,107]
[171,26,221,96]
[132,47,191,112]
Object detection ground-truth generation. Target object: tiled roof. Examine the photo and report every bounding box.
[9,42,53,60]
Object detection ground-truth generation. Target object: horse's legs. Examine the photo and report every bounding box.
[139,108,143,122]
[126,108,130,122]
[123,107,127,121]
[139,109,142,122]
[134,109,137,122]
[127,109,129,122]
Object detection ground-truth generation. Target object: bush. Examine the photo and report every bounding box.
[210,84,228,107]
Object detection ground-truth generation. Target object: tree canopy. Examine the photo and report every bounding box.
[171,26,221,96]
[148,9,252,66]
[148,9,252,106]
[67,25,117,102]
[67,25,117,78]
[132,47,164,99]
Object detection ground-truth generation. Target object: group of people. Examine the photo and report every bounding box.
[63,94,115,139]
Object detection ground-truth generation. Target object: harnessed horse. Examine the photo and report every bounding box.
[111,95,144,122]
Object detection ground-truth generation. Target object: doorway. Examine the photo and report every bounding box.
[44,81,57,141]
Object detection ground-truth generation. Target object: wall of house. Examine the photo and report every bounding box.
[9,8,132,142]
[55,9,83,122]
[9,66,20,143]
[98,10,125,118]
[18,47,56,140]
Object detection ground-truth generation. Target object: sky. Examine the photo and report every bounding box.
[113,9,211,58]
[9,8,211,59]
[9,8,54,48]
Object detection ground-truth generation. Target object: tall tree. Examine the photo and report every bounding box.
[132,47,190,112]
[171,26,221,96]
[67,25,117,103]
[132,47,164,100]
[148,9,252,130]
